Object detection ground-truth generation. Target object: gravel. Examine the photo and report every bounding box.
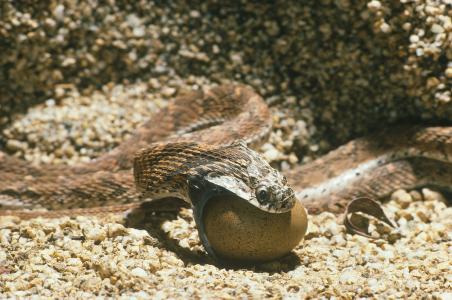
[1,189,450,298]
[0,0,451,298]
[1,0,451,154]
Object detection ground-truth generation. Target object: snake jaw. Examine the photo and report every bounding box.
[203,174,253,204]
[202,173,295,213]
[187,174,234,261]
[187,172,294,262]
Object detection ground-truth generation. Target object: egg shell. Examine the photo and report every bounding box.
[203,195,308,262]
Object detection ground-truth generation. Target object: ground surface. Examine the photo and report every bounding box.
[1,189,451,298]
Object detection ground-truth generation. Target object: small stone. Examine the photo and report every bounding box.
[280,161,290,171]
[107,223,127,238]
[261,144,281,162]
[409,35,419,43]
[426,77,440,89]
[62,57,76,67]
[131,267,148,277]
[422,188,446,203]
[438,293,452,300]
[409,190,422,202]
[288,153,298,164]
[161,87,176,97]
[391,189,412,208]
[66,257,82,267]
[402,22,412,31]
[83,226,106,242]
[212,45,220,54]
[416,211,430,223]
[190,10,201,18]
[380,22,391,33]
[53,4,65,20]
[128,228,151,241]
[445,68,452,79]
[230,53,243,64]
[367,0,382,11]
[6,140,27,152]
[431,24,444,34]
[133,27,145,37]
[339,269,359,284]
[265,21,280,36]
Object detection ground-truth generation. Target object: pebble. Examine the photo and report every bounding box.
[445,67,452,79]
[107,223,128,238]
[379,22,391,33]
[422,188,446,203]
[391,189,412,208]
[367,0,382,11]
[83,226,107,242]
[5,140,27,152]
[131,267,148,278]
[161,87,176,97]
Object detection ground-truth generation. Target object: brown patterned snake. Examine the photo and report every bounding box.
[1,85,451,250]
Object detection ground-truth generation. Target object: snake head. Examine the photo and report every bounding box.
[134,141,295,213]
[186,143,296,261]
[195,142,296,213]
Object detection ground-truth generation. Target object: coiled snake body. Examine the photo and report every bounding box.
[1,85,451,238]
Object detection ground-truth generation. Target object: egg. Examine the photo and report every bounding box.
[202,195,308,262]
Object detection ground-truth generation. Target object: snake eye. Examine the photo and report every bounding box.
[256,187,270,204]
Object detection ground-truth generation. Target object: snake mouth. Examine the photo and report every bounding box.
[187,173,299,261]
[187,175,233,261]
[280,192,297,211]
[259,200,294,213]
[251,188,296,213]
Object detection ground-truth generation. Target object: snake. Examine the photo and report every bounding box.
[1,85,451,255]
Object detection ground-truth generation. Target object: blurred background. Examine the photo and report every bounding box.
[1,0,451,165]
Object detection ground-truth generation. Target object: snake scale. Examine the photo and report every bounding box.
[1,85,451,239]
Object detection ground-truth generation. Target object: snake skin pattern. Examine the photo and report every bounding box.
[0,85,451,220]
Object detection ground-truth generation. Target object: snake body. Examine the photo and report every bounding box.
[0,85,451,221]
